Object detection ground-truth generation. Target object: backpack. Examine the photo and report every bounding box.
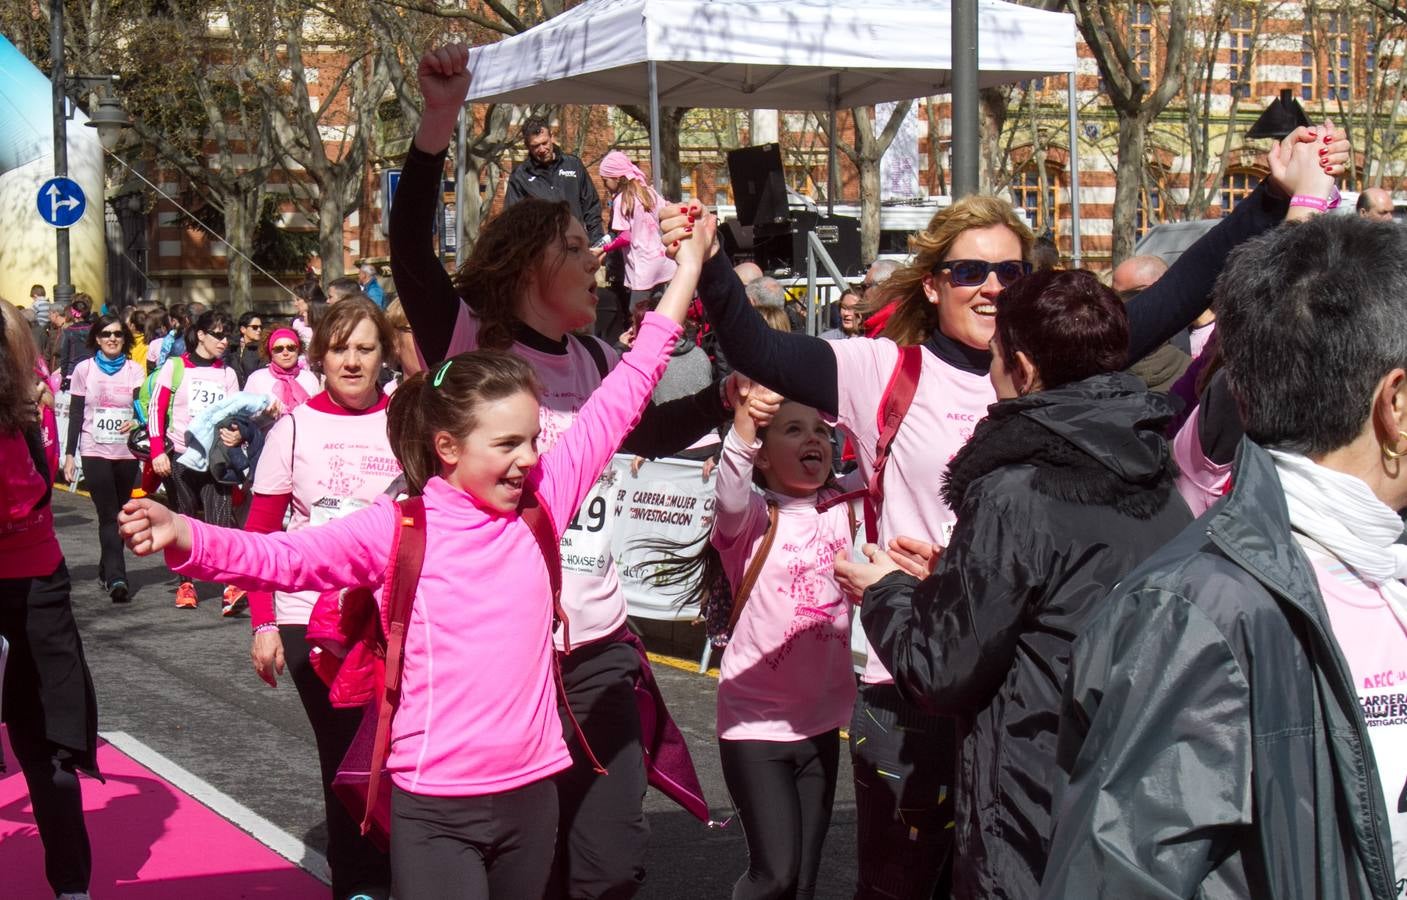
[313,488,602,849]
[132,356,184,426]
[817,343,921,542]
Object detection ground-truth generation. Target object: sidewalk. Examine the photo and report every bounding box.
[0,727,327,899]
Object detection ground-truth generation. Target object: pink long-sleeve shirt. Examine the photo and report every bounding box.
[168,312,682,797]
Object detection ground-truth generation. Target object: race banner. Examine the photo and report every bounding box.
[610,455,716,621]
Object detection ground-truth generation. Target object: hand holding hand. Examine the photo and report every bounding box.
[1269,119,1345,200]
[661,201,718,261]
[834,543,902,599]
[887,535,941,578]
[745,386,783,433]
[417,44,472,114]
[118,497,189,556]
[251,631,286,688]
[672,205,718,270]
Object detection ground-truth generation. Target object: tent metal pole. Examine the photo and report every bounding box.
[648,61,663,194]
[455,109,467,267]
[952,0,979,197]
[828,74,839,216]
[1066,69,1082,267]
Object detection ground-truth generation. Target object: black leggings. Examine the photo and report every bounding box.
[281,625,391,899]
[80,456,139,588]
[719,731,841,900]
[165,461,237,586]
[0,571,92,896]
[390,778,558,900]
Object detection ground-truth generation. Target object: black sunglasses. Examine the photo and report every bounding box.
[936,259,1031,288]
[205,331,230,341]
[97,329,124,338]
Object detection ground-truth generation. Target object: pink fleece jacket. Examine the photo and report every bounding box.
[167,312,682,796]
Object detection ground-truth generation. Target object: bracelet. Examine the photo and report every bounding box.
[1327,184,1342,210]
[253,623,279,635]
[1289,194,1328,212]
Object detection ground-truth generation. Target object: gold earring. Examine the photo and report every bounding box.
[1382,430,1407,460]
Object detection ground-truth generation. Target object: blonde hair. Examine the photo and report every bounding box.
[873,195,1034,346]
[757,305,791,332]
[616,179,658,219]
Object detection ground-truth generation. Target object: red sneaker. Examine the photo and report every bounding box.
[175,582,198,609]
[221,586,248,618]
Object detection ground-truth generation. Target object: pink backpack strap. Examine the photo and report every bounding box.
[520,487,607,775]
[361,495,427,839]
[817,343,922,543]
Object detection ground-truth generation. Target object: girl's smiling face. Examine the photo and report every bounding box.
[755,401,833,497]
[437,389,541,513]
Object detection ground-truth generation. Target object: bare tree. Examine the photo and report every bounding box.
[822,101,915,262]
[1069,0,1191,264]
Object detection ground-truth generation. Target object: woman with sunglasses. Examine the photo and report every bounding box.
[243,327,320,414]
[63,315,146,603]
[148,309,243,611]
[242,297,398,900]
[662,123,1350,900]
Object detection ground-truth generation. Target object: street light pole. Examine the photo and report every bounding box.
[951,0,980,199]
[50,0,74,307]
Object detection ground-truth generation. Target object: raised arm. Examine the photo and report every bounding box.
[389,45,472,365]
[1125,123,1346,362]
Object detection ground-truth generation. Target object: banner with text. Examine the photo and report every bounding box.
[610,455,716,621]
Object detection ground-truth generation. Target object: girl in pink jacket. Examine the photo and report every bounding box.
[117,219,712,899]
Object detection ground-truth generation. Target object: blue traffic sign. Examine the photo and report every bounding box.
[37,177,87,228]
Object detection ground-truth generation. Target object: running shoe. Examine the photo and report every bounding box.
[221,586,248,618]
[175,582,198,608]
[109,580,130,604]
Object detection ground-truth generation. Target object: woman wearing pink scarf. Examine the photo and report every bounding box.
[599,150,677,306]
[243,327,320,413]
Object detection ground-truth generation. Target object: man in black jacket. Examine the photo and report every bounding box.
[504,117,604,244]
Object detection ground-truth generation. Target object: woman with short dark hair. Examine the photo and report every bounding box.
[835,268,1194,899]
[63,313,145,603]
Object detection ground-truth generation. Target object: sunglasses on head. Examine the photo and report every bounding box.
[98,329,124,339]
[271,343,299,353]
[936,259,1032,287]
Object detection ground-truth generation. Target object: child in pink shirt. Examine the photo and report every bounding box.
[710,389,859,900]
[119,223,709,899]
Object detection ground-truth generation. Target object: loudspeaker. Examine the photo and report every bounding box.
[753,211,862,277]
[727,144,788,227]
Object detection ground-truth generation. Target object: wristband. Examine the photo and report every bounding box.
[1289,194,1328,212]
[1327,184,1342,210]
[253,622,279,635]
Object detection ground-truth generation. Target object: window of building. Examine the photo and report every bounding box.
[1011,165,1059,235]
[1221,169,1261,215]
[1303,11,1354,100]
[1227,7,1255,99]
[1131,2,1156,90]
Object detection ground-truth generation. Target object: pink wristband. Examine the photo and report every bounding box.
[1327,185,1342,210]
[1290,194,1328,212]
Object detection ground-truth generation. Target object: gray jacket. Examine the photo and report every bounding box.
[1041,438,1399,900]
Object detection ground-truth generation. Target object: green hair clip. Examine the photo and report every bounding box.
[433,360,453,387]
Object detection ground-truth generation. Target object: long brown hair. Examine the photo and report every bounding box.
[615,179,658,218]
[451,199,574,350]
[307,297,396,375]
[873,195,1033,346]
[385,350,542,495]
[0,299,38,433]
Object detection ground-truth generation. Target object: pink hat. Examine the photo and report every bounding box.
[599,150,649,185]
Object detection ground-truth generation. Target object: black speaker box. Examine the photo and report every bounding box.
[753,211,861,277]
[727,144,788,226]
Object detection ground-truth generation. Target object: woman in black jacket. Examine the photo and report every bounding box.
[835,269,1193,899]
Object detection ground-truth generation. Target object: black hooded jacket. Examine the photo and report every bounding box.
[861,372,1193,899]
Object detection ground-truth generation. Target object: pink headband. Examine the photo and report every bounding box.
[599,150,649,184]
[267,327,300,353]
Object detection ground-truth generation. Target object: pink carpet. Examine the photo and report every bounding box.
[0,727,326,898]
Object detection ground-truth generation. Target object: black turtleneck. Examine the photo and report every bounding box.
[925,329,991,375]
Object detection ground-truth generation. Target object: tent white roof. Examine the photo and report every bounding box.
[465,0,1078,109]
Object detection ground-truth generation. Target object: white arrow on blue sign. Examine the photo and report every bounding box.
[37,177,87,228]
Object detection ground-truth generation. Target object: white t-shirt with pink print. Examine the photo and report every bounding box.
[829,336,997,684]
[711,429,859,742]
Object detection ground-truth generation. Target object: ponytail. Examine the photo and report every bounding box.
[385,371,439,496]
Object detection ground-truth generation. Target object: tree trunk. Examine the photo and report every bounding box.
[858,154,882,263]
[660,108,685,200]
[318,200,346,281]
[223,187,261,314]
[1111,113,1147,265]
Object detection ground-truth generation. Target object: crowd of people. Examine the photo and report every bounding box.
[2,39,1406,900]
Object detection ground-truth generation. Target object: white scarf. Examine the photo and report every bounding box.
[1269,449,1407,632]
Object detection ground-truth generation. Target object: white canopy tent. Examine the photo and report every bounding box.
[464,0,1083,260]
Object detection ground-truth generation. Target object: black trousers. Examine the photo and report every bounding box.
[80,456,139,589]
[281,625,391,900]
[0,567,93,896]
[166,460,236,528]
[719,732,840,900]
[849,683,955,900]
[390,778,557,900]
[549,638,649,900]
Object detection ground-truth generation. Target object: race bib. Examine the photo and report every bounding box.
[187,380,227,418]
[93,406,131,444]
[309,496,369,527]
[560,468,620,577]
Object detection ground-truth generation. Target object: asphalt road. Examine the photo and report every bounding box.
[47,488,860,899]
